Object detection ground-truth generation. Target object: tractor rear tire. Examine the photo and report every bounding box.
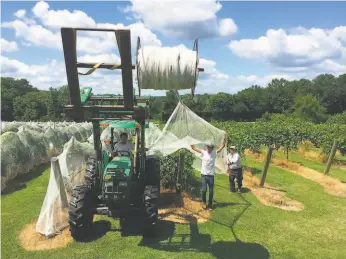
[143,185,159,236]
[68,184,95,241]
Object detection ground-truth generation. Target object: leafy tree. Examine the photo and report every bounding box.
[290,95,329,123]
[1,77,37,121]
[2,72,346,122]
[206,93,233,120]
[148,97,164,120]
[327,111,346,124]
[13,92,49,121]
[162,90,179,120]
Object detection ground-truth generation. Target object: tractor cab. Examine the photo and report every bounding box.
[99,120,150,205]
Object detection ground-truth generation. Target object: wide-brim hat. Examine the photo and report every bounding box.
[206,142,215,148]
[229,145,236,150]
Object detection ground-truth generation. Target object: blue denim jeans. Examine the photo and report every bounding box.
[201,175,214,207]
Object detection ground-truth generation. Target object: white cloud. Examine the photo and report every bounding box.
[31,1,161,49]
[32,1,96,29]
[196,74,292,94]
[3,2,161,55]
[219,18,238,37]
[78,53,120,63]
[127,0,237,39]
[1,56,66,89]
[2,20,61,49]
[13,8,36,25]
[0,38,19,52]
[14,9,26,18]
[228,26,346,73]
[0,55,125,93]
[199,58,229,79]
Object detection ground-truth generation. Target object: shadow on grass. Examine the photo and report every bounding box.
[1,163,50,196]
[77,220,113,243]
[75,178,270,258]
[139,195,270,259]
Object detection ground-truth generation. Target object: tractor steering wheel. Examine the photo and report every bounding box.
[113,150,132,157]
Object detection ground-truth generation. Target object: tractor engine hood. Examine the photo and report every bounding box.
[105,156,132,177]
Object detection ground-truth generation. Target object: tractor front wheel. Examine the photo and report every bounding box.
[143,185,159,236]
[68,184,95,241]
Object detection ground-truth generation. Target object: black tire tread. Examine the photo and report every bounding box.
[68,184,94,240]
[145,157,160,187]
[84,158,97,185]
[144,185,159,224]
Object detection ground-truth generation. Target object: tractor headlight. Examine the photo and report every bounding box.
[119,181,128,187]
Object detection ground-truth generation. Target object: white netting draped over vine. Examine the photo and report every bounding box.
[0,121,93,191]
[36,137,94,236]
[147,101,228,173]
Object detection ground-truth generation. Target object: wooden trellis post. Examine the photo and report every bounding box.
[324,140,338,175]
[260,146,274,187]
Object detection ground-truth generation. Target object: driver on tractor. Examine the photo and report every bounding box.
[109,132,134,158]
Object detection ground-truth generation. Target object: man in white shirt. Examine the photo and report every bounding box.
[191,136,226,210]
[111,132,134,157]
[227,146,243,193]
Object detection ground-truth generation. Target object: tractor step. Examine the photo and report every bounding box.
[95,206,111,216]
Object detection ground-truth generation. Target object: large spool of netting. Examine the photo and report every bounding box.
[136,37,200,96]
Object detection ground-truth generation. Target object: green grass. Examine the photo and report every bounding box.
[335,153,346,164]
[272,149,346,182]
[2,159,346,259]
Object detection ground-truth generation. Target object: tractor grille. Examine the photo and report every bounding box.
[104,174,127,200]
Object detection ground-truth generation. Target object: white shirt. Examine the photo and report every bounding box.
[227,153,241,169]
[113,142,134,155]
[201,149,216,176]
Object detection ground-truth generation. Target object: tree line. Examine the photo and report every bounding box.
[1,73,346,123]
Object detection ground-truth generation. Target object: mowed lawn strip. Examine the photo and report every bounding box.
[1,158,346,259]
[273,149,346,182]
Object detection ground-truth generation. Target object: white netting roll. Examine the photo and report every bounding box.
[137,45,197,90]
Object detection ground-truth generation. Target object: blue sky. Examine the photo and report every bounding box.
[1,1,346,95]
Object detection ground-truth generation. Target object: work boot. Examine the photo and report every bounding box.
[230,189,236,193]
[207,204,213,211]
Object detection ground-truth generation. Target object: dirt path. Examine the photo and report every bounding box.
[158,189,211,224]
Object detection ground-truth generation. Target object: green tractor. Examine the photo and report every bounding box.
[60,27,161,240]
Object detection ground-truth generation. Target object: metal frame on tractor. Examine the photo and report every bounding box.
[61,27,152,189]
[60,27,204,240]
[61,28,161,239]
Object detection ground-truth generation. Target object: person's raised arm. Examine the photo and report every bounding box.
[191,145,202,153]
[216,134,227,154]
